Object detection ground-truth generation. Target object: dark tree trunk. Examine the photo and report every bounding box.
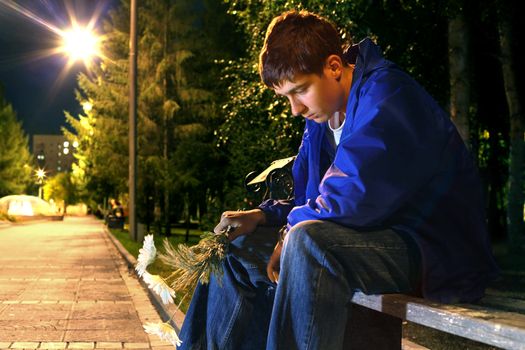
[448,13,471,145]
[499,18,525,252]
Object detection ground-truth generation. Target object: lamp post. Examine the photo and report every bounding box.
[55,14,139,241]
[35,168,46,199]
[129,0,138,241]
[57,18,138,241]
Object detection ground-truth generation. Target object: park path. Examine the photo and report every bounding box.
[0,216,172,350]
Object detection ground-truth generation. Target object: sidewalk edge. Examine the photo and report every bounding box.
[103,226,185,331]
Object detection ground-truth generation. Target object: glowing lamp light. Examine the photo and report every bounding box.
[82,101,93,113]
[58,25,101,68]
[35,168,46,199]
[35,168,46,181]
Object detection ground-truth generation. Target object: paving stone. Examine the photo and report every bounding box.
[64,330,148,343]
[94,343,122,349]
[0,303,71,321]
[9,343,39,349]
[122,344,150,349]
[67,319,144,331]
[0,344,11,349]
[67,343,95,349]
[0,319,66,330]
[147,341,171,347]
[0,217,168,346]
[39,342,68,349]
[70,304,137,320]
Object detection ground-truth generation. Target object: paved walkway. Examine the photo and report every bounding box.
[0,216,172,349]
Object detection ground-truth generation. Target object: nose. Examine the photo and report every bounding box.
[288,96,306,117]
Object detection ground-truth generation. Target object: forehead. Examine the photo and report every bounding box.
[273,73,316,96]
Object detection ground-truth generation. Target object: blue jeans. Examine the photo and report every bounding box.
[178,220,421,350]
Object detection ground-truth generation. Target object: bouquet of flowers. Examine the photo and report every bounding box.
[135,231,230,348]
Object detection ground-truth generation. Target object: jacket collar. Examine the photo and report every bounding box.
[345,37,392,90]
[305,38,391,134]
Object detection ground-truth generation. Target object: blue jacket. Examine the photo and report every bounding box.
[260,38,499,303]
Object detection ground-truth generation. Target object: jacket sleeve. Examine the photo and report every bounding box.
[258,124,310,226]
[287,73,446,229]
[258,199,295,226]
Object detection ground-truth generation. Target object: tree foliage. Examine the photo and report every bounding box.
[0,88,33,197]
[43,172,78,210]
[220,0,523,242]
[61,0,523,242]
[64,0,241,231]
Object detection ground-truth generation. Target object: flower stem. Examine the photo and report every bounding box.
[167,293,188,323]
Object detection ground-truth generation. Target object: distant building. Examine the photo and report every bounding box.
[32,134,77,176]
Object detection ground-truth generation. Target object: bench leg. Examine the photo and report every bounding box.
[343,303,402,350]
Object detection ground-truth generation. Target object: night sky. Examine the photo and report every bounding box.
[0,0,117,137]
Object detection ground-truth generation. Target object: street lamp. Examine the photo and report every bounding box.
[35,168,46,199]
[58,24,102,71]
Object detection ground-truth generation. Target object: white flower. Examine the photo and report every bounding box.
[143,272,176,304]
[143,321,182,347]
[136,234,156,277]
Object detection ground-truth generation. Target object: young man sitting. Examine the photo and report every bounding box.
[178,10,499,350]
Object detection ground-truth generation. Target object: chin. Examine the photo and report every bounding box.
[314,115,331,123]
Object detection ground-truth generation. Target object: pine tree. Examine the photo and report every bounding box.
[0,88,33,197]
[64,0,240,232]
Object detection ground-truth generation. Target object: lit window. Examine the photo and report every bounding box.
[58,152,62,156]
[57,166,62,171]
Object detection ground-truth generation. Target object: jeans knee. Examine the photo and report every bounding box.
[283,220,327,264]
[286,220,325,247]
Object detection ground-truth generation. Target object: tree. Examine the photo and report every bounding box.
[64,0,241,233]
[497,1,524,251]
[219,0,450,210]
[43,172,77,212]
[0,88,33,197]
[448,3,471,144]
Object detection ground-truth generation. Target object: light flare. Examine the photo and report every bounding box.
[59,26,101,63]
[0,0,109,93]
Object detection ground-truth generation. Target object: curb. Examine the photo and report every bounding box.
[103,226,185,332]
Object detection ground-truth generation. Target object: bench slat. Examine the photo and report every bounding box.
[351,292,525,350]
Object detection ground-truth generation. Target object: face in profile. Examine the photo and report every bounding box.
[273,56,345,123]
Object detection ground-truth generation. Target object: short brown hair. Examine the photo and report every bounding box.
[259,10,348,88]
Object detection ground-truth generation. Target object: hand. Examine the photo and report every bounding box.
[213,209,266,241]
[266,241,282,283]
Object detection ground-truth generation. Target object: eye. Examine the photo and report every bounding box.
[295,85,309,95]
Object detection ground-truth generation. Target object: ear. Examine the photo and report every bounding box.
[325,55,343,81]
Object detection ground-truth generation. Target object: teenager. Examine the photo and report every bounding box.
[179,10,499,350]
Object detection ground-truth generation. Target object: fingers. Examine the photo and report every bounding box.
[272,270,280,283]
[214,211,237,234]
[266,263,279,283]
[266,242,282,283]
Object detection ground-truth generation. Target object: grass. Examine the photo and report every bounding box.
[110,227,202,313]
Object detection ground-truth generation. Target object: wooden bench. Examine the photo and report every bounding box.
[344,292,525,349]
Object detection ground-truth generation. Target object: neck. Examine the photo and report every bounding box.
[339,65,354,117]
